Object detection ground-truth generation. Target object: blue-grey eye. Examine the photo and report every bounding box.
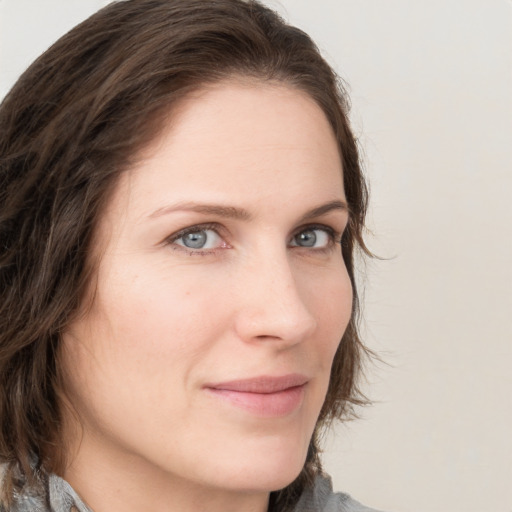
[291,228,331,248]
[175,229,222,250]
[182,231,207,249]
[294,230,316,247]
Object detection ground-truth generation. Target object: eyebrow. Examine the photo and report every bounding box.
[148,199,348,222]
[298,200,349,222]
[148,202,252,220]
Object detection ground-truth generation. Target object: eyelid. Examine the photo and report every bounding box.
[161,221,344,255]
[290,223,343,247]
[162,222,228,251]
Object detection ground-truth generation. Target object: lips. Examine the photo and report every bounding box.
[204,374,308,417]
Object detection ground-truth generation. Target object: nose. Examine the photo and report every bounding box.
[233,250,318,348]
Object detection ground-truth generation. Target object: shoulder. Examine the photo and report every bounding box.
[0,462,49,512]
[0,464,90,512]
[294,473,387,512]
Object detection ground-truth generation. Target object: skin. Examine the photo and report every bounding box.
[60,81,353,512]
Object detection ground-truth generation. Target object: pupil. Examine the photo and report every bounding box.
[183,231,207,249]
[297,230,316,247]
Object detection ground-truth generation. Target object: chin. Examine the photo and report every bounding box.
[210,434,309,493]
[219,463,304,494]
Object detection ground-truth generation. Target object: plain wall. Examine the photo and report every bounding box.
[1,1,511,511]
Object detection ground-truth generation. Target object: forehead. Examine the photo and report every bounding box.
[101,81,344,228]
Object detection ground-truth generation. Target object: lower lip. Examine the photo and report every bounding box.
[206,385,306,417]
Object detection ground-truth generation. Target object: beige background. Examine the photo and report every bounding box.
[1,1,511,511]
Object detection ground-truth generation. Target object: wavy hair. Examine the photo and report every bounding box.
[0,1,370,509]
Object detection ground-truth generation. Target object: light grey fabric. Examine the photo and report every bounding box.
[1,463,382,512]
[0,467,92,512]
[48,474,92,512]
[294,474,384,512]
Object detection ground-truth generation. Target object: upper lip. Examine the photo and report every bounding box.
[204,374,309,394]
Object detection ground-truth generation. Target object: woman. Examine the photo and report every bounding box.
[0,1,378,510]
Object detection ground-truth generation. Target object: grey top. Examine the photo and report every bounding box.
[1,464,383,512]
[294,474,383,512]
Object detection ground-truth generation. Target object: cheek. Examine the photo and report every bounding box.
[59,275,234,452]
[75,262,236,393]
[310,266,353,372]
[62,264,227,397]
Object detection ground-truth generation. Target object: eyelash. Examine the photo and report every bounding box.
[164,222,225,255]
[291,224,342,250]
[163,222,342,256]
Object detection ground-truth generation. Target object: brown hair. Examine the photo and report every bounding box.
[0,0,370,509]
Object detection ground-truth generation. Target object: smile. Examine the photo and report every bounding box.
[204,374,308,417]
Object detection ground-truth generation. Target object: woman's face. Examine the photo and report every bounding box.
[61,82,352,503]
